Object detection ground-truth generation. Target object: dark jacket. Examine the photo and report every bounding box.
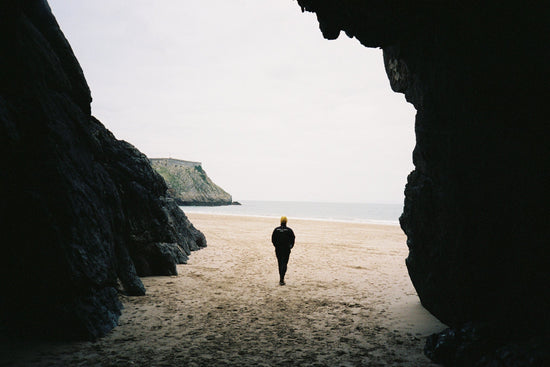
[271,225,295,250]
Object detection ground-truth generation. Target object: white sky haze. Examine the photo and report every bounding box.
[48,0,416,204]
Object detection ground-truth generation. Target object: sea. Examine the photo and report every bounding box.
[181,200,404,226]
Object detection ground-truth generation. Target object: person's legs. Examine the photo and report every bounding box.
[275,248,290,285]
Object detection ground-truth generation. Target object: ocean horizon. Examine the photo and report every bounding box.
[181,200,404,226]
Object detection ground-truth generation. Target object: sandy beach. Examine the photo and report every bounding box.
[2,213,445,366]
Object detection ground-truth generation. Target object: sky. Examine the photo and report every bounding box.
[48,0,416,204]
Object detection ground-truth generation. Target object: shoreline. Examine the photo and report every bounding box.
[182,209,401,227]
[1,213,444,366]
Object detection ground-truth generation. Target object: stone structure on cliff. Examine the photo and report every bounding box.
[150,158,234,206]
[0,1,205,339]
[297,1,549,366]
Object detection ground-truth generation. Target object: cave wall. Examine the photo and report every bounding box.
[297,0,549,364]
[0,0,205,339]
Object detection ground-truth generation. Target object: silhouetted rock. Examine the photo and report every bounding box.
[132,243,186,277]
[298,1,549,365]
[0,0,205,340]
[425,323,550,367]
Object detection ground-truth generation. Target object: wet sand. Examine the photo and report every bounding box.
[2,213,445,366]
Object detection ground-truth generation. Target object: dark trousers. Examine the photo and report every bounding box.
[275,247,291,281]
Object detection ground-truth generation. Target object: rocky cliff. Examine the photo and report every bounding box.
[297,1,549,366]
[150,158,233,206]
[0,0,205,339]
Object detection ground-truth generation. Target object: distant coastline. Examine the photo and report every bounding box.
[181,200,403,226]
[176,201,242,207]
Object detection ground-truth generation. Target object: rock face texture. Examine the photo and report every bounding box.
[150,158,233,206]
[0,1,205,339]
[298,1,549,365]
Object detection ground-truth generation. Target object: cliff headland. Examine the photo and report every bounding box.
[150,158,235,206]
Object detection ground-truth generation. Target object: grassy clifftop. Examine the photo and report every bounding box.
[151,159,233,206]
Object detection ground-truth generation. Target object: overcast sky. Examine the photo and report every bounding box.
[48,0,416,204]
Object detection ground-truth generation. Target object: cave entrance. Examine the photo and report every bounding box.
[10,1,441,365]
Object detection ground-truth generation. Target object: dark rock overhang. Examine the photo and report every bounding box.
[297,1,550,366]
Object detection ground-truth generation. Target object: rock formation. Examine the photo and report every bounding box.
[297,1,549,366]
[0,0,205,340]
[150,158,233,206]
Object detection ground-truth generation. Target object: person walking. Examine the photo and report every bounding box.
[271,216,295,285]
